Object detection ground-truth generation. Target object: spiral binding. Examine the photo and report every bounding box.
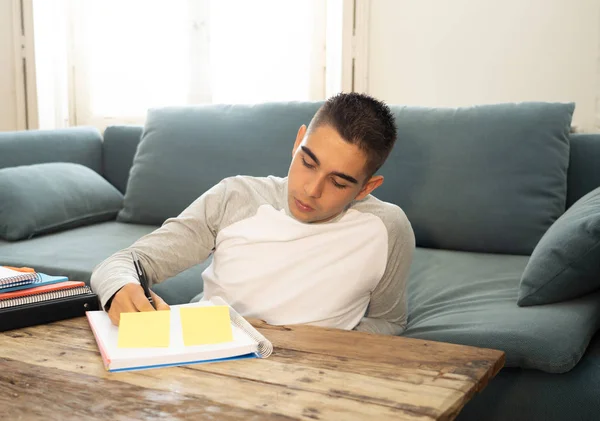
[0,286,93,309]
[0,272,40,288]
[211,296,273,358]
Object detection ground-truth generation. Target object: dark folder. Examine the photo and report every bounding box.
[0,287,100,332]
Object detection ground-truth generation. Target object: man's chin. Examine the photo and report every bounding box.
[289,208,337,224]
[288,197,336,223]
[289,208,315,223]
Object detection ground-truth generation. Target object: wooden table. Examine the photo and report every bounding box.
[0,317,504,421]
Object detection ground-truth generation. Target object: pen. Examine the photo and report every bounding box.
[131,250,155,309]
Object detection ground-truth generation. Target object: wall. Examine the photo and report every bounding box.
[0,0,22,131]
[367,0,600,132]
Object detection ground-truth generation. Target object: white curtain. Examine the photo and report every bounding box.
[41,0,327,128]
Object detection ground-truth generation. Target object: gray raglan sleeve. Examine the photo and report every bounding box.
[90,180,228,309]
[354,208,415,335]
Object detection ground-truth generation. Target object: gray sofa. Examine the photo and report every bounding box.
[1,102,599,421]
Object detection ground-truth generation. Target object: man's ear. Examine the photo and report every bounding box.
[355,175,384,201]
[292,125,307,156]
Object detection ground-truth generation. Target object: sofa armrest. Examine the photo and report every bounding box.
[0,127,103,173]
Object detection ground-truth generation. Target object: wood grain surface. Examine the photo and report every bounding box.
[0,317,504,421]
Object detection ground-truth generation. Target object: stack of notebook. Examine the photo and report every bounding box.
[0,266,99,331]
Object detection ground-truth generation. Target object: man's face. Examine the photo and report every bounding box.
[287,124,382,223]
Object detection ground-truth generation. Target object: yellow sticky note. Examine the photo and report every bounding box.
[180,306,233,346]
[118,311,171,348]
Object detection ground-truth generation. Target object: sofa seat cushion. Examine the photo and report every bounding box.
[0,222,207,305]
[403,247,600,373]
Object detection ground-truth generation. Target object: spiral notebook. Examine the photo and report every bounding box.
[86,297,273,372]
[0,266,39,289]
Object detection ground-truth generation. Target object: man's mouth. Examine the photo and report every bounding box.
[294,198,314,212]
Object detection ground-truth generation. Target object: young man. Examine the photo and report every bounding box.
[91,93,415,335]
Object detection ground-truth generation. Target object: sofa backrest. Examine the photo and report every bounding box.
[5,102,591,255]
[0,127,102,173]
[102,126,144,194]
[103,123,600,211]
[567,133,600,207]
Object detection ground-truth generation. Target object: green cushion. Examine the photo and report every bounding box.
[118,102,322,225]
[0,163,123,241]
[403,248,600,373]
[518,186,600,306]
[375,102,575,255]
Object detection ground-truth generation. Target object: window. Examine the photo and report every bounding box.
[65,0,326,127]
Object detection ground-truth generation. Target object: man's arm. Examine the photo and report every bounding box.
[90,180,228,313]
[354,210,415,335]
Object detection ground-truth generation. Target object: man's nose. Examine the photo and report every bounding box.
[304,176,324,198]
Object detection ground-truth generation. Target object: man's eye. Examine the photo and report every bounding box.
[332,179,348,189]
[302,158,315,169]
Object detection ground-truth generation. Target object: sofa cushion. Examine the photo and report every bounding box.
[0,163,123,241]
[518,186,600,306]
[0,221,207,305]
[118,102,322,225]
[375,102,574,255]
[403,247,600,373]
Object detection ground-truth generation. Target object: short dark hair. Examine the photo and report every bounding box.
[308,92,397,178]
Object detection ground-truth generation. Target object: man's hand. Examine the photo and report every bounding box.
[107,283,170,326]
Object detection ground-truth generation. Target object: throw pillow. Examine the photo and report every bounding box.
[518,186,600,306]
[0,163,124,241]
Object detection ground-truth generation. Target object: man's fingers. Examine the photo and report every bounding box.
[131,286,156,312]
[108,311,120,326]
[150,290,170,311]
[106,284,169,326]
[108,300,137,326]
[108,286,138,326]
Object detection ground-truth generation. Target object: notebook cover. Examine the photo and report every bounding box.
[0,281,84,300]
[107,353,257,373]
[0,293,100,332]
